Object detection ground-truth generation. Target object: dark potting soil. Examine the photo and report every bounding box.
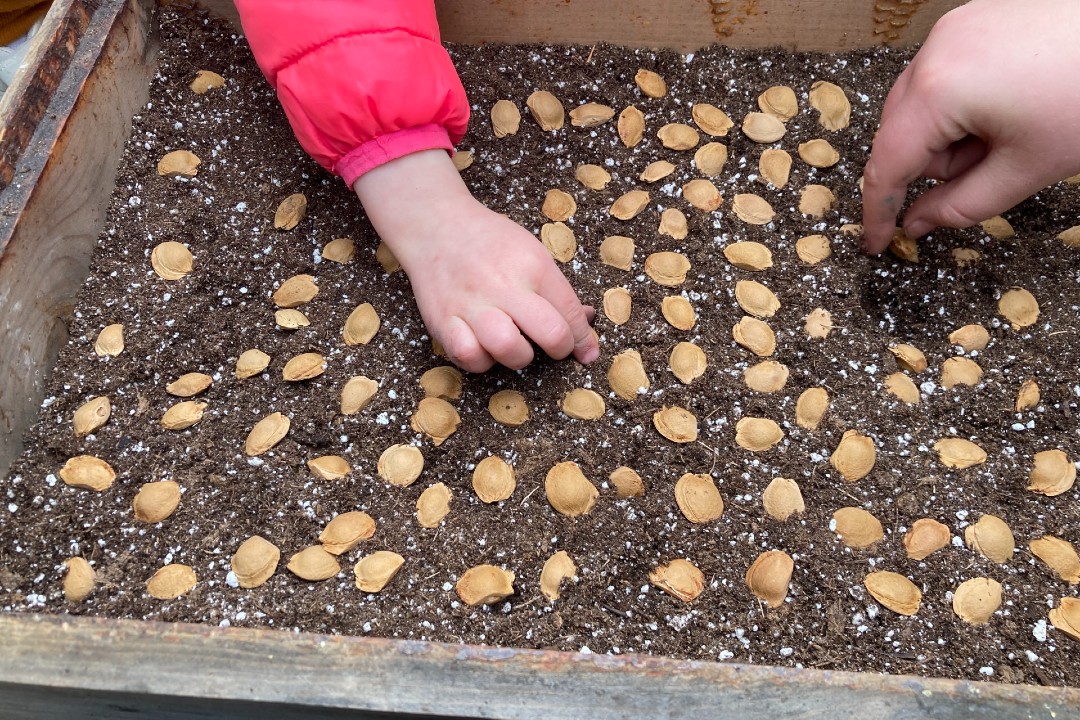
[2,8,1078,687]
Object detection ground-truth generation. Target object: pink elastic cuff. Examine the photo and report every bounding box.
[334,123,455,186]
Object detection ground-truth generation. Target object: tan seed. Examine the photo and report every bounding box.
[609,466,645,498]
[941,356,983,389]
[151,241,193,280]
[341,375,378,414]
[885,372,921,404]
[732,193,775,225]
[94,324,124,357]
[157,149,201,177]
[762,478,804,521]
[953,577,1002,625]
[456,564,515,606]
[451,150,473,171]
[809,80,851,130]
[645,251,691,286]
[133,480,181,523]
[744,360,788,393]
[321,237,354,264]
[160,400,206,431]
[640,160,676,183]
[608,350,649,401]
[540,551,576,601]
[275,309,309,329]
[833,507,884,548]
[307,455,351,481]
[489,389,529,426]
[617,105,645,147]
[903,518,951,560]
[244,412,290,456]
[189,69,225,94]
[830,430,876,481]
[354,551,405,593]
[272,274,318,308]
[634,68,667,97]
[999,287,1040,327]
[273,193,307,230]
[602,287,632,325]
[410,397,460,445]
[540,222,577,262]
[795,234,831,264]
[1016,378,1041,412]
[735,280,780,318]
[798,139,840,168]
[63,557,95,602]
[675,473,724,523]
[420,366,463,401]
[526,90,564,131]
[599,235,634,270]
[59,455,115,492]
[560,388,606,420]
[1058,225,1080,248]
[282,352,325,382]
[472,456,516,503]
[377,444,424,487]
[735,417,784,452]
[662,295,696,331]
[1028,449,1076,496]
[287,546,340,581]
[934,437,987,469]
[724,241,772,271]
[742,112,786,143]
[231,536,280,588]
[804,308,834,339]
[569,102,614,127]
[799,185,836,217]
[890,229,920,260]
[758,85,798,121]
[759,148,792,188]
[147,564,197,599]
[691,103,733,136]
[890,343,927,373]
[375,241,401,272]
[74,396,110,436]
[659,208,689,240]
[166,372,212,397]
[964,514,1015,563]
[658,123,700,151]
[949,324,990,352]
[343,303,380,345]
[490,99,521,137]
[610,190,650,220]
[795,387,829,430]
[575,163,612,190]
[864,572,922,616]
[732,316,776,356]
[1030,536,1080,583]
[653,405,698,443]
[670,342,707,384]
[542,189,577,221]
[746,551,794,608]
[545,461,598,517]
[980,216,1015,239]
[1049,598,1080,640]
[417,483,452,528]
[694,142,728,176]
[682,179,722,211]
[952,247,982,266]
[649,559,704,602]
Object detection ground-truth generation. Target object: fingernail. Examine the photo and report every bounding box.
[579,345,600,364]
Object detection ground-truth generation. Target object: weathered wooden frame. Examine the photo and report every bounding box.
[3,1,1074,717]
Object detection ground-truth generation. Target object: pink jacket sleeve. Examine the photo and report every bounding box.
[233,0,470,187]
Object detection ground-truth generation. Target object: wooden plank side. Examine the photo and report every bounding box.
[0,0,157,477]
[0,614,1074,720]
[175,0,960,50]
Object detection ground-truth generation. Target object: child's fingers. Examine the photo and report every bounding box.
[537,272,600,365]
[507,295,576,361]
[467,306,535,370]
[441,315,496,373]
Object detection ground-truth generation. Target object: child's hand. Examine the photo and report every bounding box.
[862,0,1080,253]
[354,149,599,373]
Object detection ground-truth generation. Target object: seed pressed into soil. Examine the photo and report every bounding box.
[1,9,1079,688]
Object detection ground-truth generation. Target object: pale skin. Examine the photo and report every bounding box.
[354,149,600,373]
[862,0,1080,253]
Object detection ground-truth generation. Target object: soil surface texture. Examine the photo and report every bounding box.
[2,8,1079,687]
